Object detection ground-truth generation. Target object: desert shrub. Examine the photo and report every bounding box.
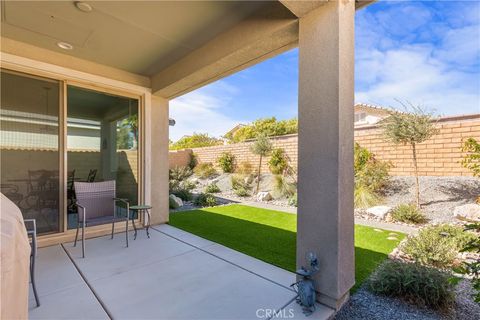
[172,188,192,201]
[353,143,390,209]
[354,183,380,209]
[268,148,289,174]
[452,222,480,302]
[205,183,220,193]
[188,153,198,169]
[368,260,455,310]
[354,143,391,192]
[234,187,250,197]
[194,193,217,207]
[231,175,251,197]
[217,152,236,173]
[169,166,193,181]
[288,193,297,207]
[273,174,296,198]
[171,181,195,201]
[169,167,195,201]
[391,204,427,224]
[402,224,476,268]
[236,161,254,175]
[194,162,217,179]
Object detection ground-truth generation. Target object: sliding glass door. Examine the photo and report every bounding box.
[1,69,141,235]
[0,70,61,234]
[66,85,139,229]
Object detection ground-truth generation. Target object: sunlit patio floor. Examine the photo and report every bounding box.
[29,224,334,320]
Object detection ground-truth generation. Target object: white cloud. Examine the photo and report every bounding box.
[355,1,480,116]
[169,81,245,141]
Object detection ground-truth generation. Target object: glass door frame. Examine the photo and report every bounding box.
[1,66,145,236]
[62,80,145,233]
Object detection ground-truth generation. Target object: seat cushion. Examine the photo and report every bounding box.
[81,215,127,227]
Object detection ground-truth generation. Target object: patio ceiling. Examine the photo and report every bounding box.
[1,1,373,99]
[1,1,278,76]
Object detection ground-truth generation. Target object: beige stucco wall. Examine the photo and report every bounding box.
[169,115,480,177]
[148,96,169,225]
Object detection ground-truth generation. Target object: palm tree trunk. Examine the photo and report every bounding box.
[411,142,420,208]
[256,156,262,194]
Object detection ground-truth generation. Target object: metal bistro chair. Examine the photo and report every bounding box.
[73,180,130,258]
[24,219,40,307]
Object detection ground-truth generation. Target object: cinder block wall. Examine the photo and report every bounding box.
[169,114,480,176]
[355,115,480,176]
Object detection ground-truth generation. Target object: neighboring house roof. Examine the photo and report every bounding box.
[223,124,246,138]
[354,103,390,116]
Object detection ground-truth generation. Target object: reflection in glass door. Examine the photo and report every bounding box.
[66,85,139,229]
[0,70,61,234]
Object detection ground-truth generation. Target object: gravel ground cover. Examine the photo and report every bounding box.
[335,280,480,320]
[189,174,480,225]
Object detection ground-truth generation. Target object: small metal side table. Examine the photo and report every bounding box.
[130,205,152,240]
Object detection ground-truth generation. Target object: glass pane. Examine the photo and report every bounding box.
[66,86,139,229]
[1,70,60,234]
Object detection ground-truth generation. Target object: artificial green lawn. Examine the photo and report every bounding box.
[169,204,405,291]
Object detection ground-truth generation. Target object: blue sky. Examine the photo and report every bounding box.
[170,0,480,141]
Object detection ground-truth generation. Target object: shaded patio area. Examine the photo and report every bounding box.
[29,225,334,319]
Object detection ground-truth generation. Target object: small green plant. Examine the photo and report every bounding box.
[461,138,480,203]
[354,143,391,192]
[172,184,194,201]
[451,222,480,303]
[231,175,251,197]
[194,193,217,207]
[368,260,455,310]
[402,224,476,268]
[391,204,427,224]
[169,166,193,181]
[236,161,254,175]
[217,152,236,173]
[234,187,250,197]
[205,183,220,193]
[273,174,296,198]
[268,148,288,174]
[250,134,273,194]
[354,183,380,209]
[353,143,390,209]
[194,162,217,179]
[169,167,195,201]
[188,153,198,169]
[461,138,480,177]
[288,193,297,207]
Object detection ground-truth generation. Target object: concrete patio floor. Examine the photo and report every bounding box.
[29,225,334,320]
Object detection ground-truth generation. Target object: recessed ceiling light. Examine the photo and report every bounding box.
[57,42,73,50]
[75,1,93,13]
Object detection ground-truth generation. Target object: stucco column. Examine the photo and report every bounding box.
[297,0,355,310]
[147,95,169,225]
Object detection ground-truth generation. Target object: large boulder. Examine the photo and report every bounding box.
[169,194,183,209]
[366,206,392,219]
[257,191,272,202]
[454,203,480,222]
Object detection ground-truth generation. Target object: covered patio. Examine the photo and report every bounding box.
[28,225,333,319]
[1,0,373,317]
